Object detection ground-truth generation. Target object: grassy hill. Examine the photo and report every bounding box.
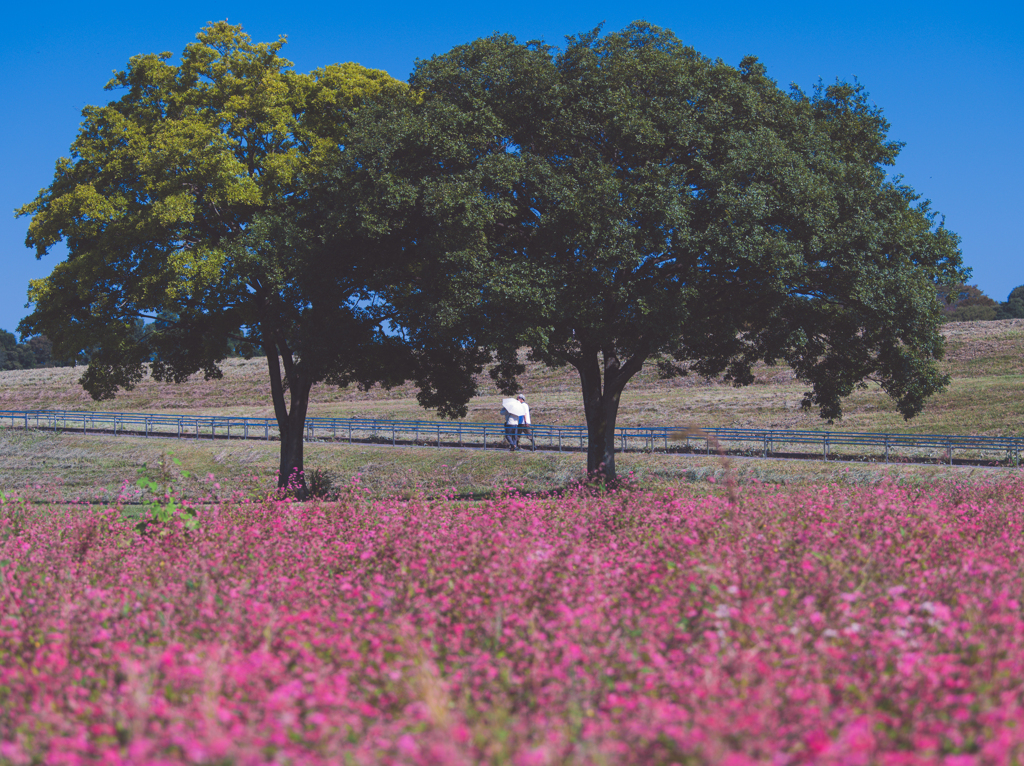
[1,319,1021,499]
[2,319,1022,435]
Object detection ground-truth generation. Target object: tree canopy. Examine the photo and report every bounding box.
[346,23,965,479]
[0,331,59,371]
[995,285,1024,320]
[938,284,999,322]
[18,22,414,489]
[20,21,968,485]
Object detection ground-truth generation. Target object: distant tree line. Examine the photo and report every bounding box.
[0,330,67,370]
[2,316,251,372]
[938,284,1024,322]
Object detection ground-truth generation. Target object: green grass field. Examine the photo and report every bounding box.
[1,318,1021,499]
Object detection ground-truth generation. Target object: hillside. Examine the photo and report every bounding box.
[1,319,1022,437]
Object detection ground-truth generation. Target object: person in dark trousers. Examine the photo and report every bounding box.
[515,394,531,450]
[501,394,532,452]
[501,401,520,451]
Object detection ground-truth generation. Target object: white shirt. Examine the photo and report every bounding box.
[501,403,531,426]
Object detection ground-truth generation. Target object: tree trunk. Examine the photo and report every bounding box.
[574,346,645,484]
[265,340,314,496]
[276,391,312,492]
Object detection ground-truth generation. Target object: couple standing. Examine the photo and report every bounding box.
[501,394,531,452]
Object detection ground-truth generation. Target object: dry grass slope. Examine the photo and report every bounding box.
[2,319,1021,434]
[1,319,1020,499]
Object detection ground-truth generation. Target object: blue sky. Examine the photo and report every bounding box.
[2,0,1021,337]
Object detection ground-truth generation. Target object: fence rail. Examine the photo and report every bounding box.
[2,409,1021,467]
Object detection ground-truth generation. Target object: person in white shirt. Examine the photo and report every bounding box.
[501,394,532,452]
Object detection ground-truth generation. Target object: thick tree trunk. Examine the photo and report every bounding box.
[276,393,312,492]
[574,346,645,484]
[265,341,314,496]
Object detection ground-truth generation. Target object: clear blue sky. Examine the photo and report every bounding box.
[2,0,1021,337]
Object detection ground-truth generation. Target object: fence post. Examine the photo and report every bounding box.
[437,424,441,448]
[885,434,889,463]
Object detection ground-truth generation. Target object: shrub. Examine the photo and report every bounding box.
[937,283,998,322]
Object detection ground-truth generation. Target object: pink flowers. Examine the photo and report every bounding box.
[2,480,1024,763]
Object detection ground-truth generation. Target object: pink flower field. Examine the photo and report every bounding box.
[3,479,1024,765]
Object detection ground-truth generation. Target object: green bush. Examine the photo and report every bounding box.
[947,303,998,322]
[995,285,1024,319]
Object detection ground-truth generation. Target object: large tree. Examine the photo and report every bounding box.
[18,23,414,491]
[347,23,965,480]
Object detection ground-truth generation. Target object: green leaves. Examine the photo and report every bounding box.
[19,21,412,397]
[347,22,964,477]
[19,22,420,490]
[21,20,966,484]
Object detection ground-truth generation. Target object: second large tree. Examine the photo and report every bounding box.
[348,23,965,480]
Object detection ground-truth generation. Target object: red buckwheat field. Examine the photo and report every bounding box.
[3,479,1024,764]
